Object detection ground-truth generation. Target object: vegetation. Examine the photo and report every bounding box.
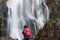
[47,0,55,5]
[50,8,58,21]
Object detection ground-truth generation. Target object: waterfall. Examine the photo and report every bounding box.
[6,0,49,40]
[43,0,49,21]
[7,0,23,40]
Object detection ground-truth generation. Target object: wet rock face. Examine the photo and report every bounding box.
[0,0,8,37]
[34,20,60,40]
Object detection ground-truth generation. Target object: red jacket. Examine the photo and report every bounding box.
[23,27,31,36]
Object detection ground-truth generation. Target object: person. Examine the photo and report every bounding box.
[22,25,31,40]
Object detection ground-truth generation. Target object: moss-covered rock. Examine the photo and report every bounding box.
[50,8,58,21]
[46,0,60,22]
[47,0,55,5]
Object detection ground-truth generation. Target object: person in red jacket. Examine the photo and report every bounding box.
[22,25,31,40]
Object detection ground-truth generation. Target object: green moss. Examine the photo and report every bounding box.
[48,0,55,5]
[51,9,58,21]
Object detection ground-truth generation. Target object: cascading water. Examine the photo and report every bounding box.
[7,0,23,40]
[6,0,49,40]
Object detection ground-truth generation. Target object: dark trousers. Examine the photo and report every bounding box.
[23,35,31,40]
[24,37,29,40]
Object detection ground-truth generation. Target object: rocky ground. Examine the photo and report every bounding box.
[0,37,18,40]
[34,20,60,40]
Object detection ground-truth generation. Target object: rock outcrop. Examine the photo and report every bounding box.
[34,20,60,40]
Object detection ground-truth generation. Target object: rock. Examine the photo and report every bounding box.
[0,37,18,40]
[0,0,8,37]
[34,20,60,40]
[0,0,7,4]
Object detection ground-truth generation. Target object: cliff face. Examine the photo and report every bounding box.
[0,0,8,37]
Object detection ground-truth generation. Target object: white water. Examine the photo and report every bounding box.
[7,0,49,40]
[43,1,49,21]
[7,0,23,40]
